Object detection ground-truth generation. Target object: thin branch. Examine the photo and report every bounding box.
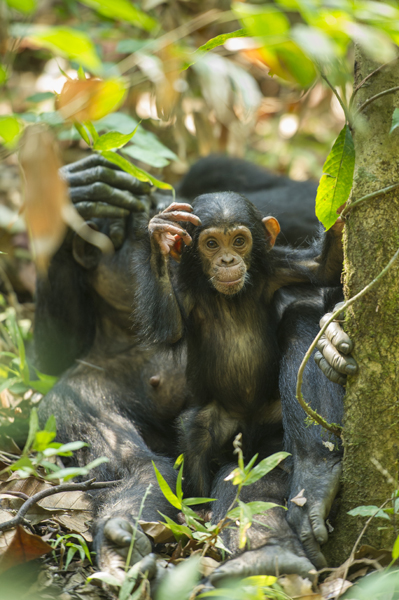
[0,478,120,533]
[350,58,399,107]
[296,245,399,436]
[341,182,399,218]
[356,85,399,115]
[320,72,351,124]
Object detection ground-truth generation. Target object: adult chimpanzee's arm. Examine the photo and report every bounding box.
[133,203,200,345]
[277,291,345,569]
[269,223,344,293]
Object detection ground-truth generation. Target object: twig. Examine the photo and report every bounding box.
[356,86,399,115]
[0,478,120,533]
[296,245,399,437]
[340,182,399,218]
[320,72,351,124]
[350,58,398,106]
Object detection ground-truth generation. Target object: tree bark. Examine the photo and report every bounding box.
[326,48,399,564]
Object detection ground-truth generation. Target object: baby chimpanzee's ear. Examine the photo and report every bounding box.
[262,216,280,248]
[170,236,183,262]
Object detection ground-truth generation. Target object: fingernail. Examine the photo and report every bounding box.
[346,364,357,374]
[340,343,349,352]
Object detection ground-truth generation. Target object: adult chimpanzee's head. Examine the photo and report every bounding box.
[179,192,280,296]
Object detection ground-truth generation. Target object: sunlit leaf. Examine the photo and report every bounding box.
[5,0,36,13]
[100,151,174,192]
[392,535,399,561]
[23,407,39,453]
[74,122,91,146]
[57,78,126,122]
[152,461,181,509]
[80,0,157,31]
[390,108,399,135]
[43,441,88,457]
[33,430,57,452]
[243,451,290,486]
[242,575,278,587]
[93,126,139,151]
[28,27,102,73]
[121,145,170,168]
[158,512,192,541]
[315,124,355,230]
[87,572,122,587]
[228,501,280,520]
[0,65,7,84]
[0,115,23,147]
[348,505,390,520]
[196,29,247,54]
[233,3,290,38]
[183,497,216,505]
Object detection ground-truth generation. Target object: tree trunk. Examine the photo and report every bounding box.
[326,47,399,564]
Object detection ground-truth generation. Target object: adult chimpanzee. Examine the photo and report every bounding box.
[133,193,343,500]
[35,155,351,583]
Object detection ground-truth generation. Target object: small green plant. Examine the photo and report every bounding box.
[0,408,108,481]
[153,435,290,555]
[51,533,93,570]
[0,303,57,396]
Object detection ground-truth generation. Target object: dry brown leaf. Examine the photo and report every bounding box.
[291,488,307,507]
[320,578,352,599]
[56,78,126,122]
[278,574,321,599]
[199,556,219,577]
[139,520,175,544]
[0,525,52,573]
[19,125,113,272]
[0,477,93,539]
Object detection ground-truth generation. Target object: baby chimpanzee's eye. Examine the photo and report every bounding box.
[206,239,218,249]
[233,236,245,247]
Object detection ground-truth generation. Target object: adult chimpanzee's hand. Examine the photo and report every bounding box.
[148,202,201,260]
[314,302,358,385]
[61,154,154,249]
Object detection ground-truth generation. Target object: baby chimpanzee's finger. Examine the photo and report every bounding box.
[163,202,194,213]
[151,223,192,245]
[157,210,201,226]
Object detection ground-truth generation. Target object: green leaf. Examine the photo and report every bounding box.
[28,27,102,73]
[392,535,399,561]
[77,65,86,80]
[0,116,23,147]
[85,456,109,470]
[79,0,157,31]
[390,108,399,135]
[183,497,216,506]
[243,451,290,486]
[94,126,139,151]
[43,441,88,457]
[74,122,91,146]
[158,512,192,541]
[232,3,290,38]
[33,430,57,452]
[5,0,36,13]
[196,29,247,54]
[0,65,7,85]
[24,408,39,454]
[121,145,170,168]
[44,415,57,433]
[228,501,280,520]
[28,370,58,395]
[291,24,336,65]
[26,92,54,102]
[348,505,390,520]
[84,121,98,143]
[8,455,34,472]
[176,463,183,502]
[100,151,174,192]
[315,124,355,230]
[244,454,259,474]
[117,39,150,54]
[242,575,278,587]
[156,555,200,600]
[152,461,181,509]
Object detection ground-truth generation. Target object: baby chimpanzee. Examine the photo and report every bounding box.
[134,192,342,497]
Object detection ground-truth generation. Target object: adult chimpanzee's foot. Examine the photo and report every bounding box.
[209,545,316,585]
[95,517,153,582]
